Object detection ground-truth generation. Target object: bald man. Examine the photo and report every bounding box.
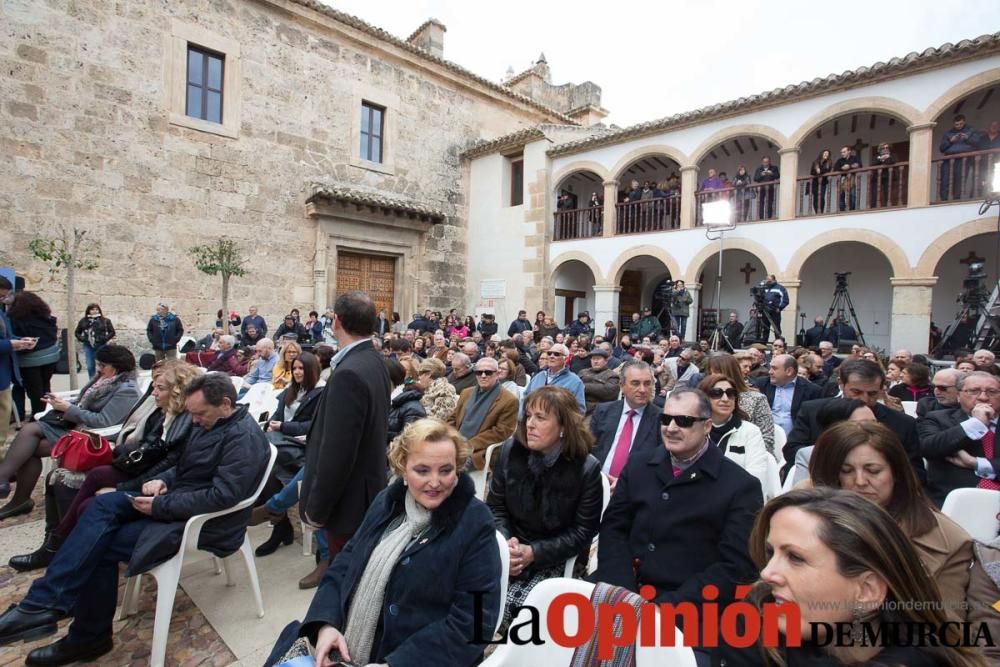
[753,353,823,436]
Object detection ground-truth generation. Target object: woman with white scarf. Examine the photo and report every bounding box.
[267,419,502,667]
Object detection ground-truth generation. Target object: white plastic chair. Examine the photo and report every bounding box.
[479,439,510,501]
[901,401,918,417]
[494,530,510,639]
[563,473,612,577]
[772,426,787,464]
[760,454,782,501]
[480,578,696,666]
[116,444,277,667]
[941,488,1000,542]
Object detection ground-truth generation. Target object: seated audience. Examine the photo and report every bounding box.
[659,346,700,392]
[809,421,973,621]
[266,419,501,667]
[9,360,198,571]
[0,345,141,520]
[918,367,962,417]
[240,338,278,394]
[204,335,246,376]
[594,388,762,661]
[698,374,771,490]
[790,397,875,485]
[488,386,602,628]
[577,349,621,415]
[590,360,660,489]
[417,357,459,421]
[447,358,518,471]
[271,341,301,390]
[887,362,933,402]
[753,354,822,437]
[714,487,988,666]
[523,343,586,414]
[448,352,477,395]
[387,358,427,442]
[918,370,1000,506]
[272,314,309,344]
[706,353,776,455]
[496,357,522,400]
[0,373,269,665]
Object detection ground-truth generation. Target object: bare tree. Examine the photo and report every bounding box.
[189,238,247,328]
[28,227,99,390]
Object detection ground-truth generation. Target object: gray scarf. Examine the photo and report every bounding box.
[344,491,432,664]
[458,382,501,441]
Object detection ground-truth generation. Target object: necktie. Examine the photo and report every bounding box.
[672,465,683,478]
[978,428,1000,491]
[608,410,635,479]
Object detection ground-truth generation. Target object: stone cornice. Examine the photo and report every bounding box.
[306,183,445,224]
[890,277,938,287]
[546,32,1000,158]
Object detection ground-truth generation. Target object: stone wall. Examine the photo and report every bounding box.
[0,0,557,351]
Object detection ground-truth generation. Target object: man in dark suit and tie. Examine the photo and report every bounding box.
[917,371,1000,506]
[753,354,822,437]
[301,291,392,562]
[589,359,660,490]
[784,359,926,485]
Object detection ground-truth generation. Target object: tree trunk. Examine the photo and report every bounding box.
[66,248,79,390]
[221,273,229,334]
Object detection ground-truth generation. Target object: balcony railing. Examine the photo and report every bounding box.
[615,195,680,234]
[553,207,603,241]
[931,148,1000,204]
[795,163,908,216]
[695,183,779,225]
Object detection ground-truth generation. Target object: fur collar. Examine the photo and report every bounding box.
[384,472,476,531]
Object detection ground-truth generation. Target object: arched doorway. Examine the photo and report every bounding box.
[930,84,1000,204]
[615,154,682,234]
[552,259,597,329]
[796,111,910,215]
[554,169,604,241]
[797,242,894,352]
[694,249,769,342]
[695,133,782,224]
[931,232,999,354]
[614,255,673,336]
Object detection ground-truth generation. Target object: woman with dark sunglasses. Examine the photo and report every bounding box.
[697,373,771,493]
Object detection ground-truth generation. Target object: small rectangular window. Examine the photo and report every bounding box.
[186,45,224,124]
[510,158,524,206]
[360,101,385,163]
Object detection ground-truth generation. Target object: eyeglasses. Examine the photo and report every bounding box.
[659,414,709,428]
[475,370,496,377]
[932,384,955,392]
[548,352,565,357]
[961,388,1000,398]
[706,387,738,399]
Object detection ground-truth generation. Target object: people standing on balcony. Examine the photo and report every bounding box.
[670,280,693,339]
[730,165,753,222]
[834,144,863,211]
[808,149,833,214]
[587,192,602,235]
[938,114,983,201]
[872,142,897,208]
[699,168,723,195]
[753,156,779,219]
[984,120,1000,149]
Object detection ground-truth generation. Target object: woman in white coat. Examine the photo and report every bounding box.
[697,374,771,491]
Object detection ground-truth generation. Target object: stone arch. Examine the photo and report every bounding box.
[607,245,682,285]
[789,97,922,146]
[689,124,789,166]
[551,161,611,190]
[683,238,780,284]
[784,229,912,279]
[916,217,999,276]
[610,144,689,181]
[923,68,1000,124]
[549,250,605,285]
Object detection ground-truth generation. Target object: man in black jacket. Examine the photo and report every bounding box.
[301,291,391,561]
[753,354,822,437]
[802,316,829,349]
[917,368,962,417]
[753,156,779,219]
[594,388,762,658]
[783,359,926,485]
[590,360,660,489]
[917,371,1000,506]
[0,373,269,663]
[507,310,532,338]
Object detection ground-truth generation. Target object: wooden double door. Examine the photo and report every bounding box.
[335,250,396,316]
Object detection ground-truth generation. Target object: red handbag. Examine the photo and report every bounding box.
[50,430,113,472]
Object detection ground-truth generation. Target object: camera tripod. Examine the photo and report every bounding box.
[745,299,781,345]
[934,282,1000,356]
[821,278,867,347]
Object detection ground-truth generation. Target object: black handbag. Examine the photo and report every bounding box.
[111,414,169,476]
[37,409,67,427]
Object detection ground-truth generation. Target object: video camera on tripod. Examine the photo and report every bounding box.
[959,261,989,310]
[834,271,851,288]
[934,261,1000,356]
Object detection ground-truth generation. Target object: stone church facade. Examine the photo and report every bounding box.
[0,0,603,346]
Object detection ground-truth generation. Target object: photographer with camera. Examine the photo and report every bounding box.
[757,275,788,340]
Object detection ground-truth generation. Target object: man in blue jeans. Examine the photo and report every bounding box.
[0,373,269,666]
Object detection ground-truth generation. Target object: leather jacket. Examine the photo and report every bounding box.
[487,439,603,575]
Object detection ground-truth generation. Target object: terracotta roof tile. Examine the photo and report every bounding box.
[307,184,446,222]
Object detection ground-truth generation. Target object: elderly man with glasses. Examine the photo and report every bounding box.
[593,388,762,662]
[917,368,962,418]
[522,343,585,414]
[447,358,518,470]
[918,371,1000,506]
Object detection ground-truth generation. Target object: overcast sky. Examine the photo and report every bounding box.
[323,0,1000,127]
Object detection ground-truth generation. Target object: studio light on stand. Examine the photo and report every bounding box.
[703,200,735,351]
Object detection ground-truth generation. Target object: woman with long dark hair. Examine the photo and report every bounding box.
[809,148,833,214]
[9,291,59,419]
[73,303,115,379]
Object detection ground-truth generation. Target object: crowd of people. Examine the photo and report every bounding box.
[0,283,998,666]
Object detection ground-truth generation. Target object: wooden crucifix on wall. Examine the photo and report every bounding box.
[739,262,757,285]
[960,251,985,266]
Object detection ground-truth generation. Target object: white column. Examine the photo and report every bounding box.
[890,277,937,355]
[781,280,800,343]
[593,285,621,333]
[685,282,701,342]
